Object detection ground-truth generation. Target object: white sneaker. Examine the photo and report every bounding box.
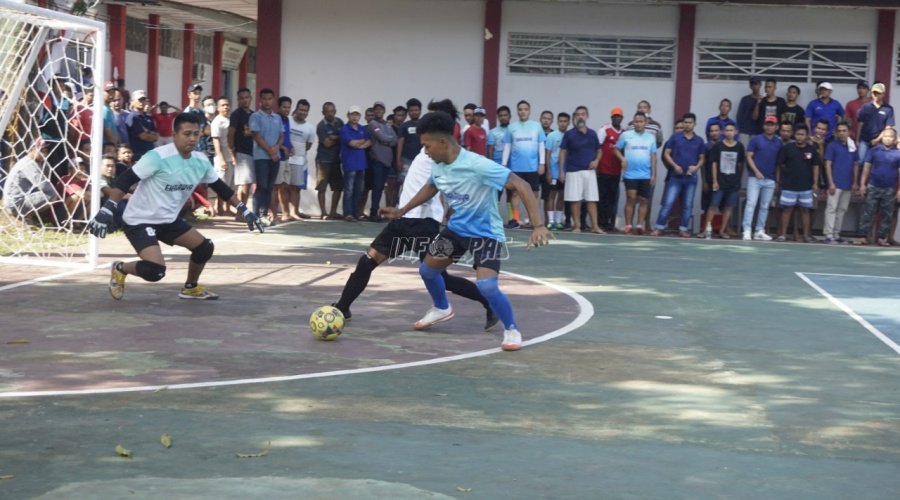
[754,230,773,241]
[742,231,752,241]
[413,306,454,330]
[501,329,523,351]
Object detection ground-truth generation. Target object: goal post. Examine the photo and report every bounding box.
[0,0,106,269]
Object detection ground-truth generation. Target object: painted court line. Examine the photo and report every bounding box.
[0,241,593,398]
[801,272,900,280]
[796,272,900,356]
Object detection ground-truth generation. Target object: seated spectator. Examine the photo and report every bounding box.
[855,128,900,246]
[58,159,90,225]
[2,142,60,224]
[705,123,745,239]
[116,144,134,176]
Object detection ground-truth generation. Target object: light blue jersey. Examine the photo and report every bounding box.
[487,125,508,164]
[504,120,545,173]
[430,148,511,242]
[545,130,564,179]
[616,130,658,180]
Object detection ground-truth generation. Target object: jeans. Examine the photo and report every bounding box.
[369,161,390,217]
[742,177,776,233]
[252,159,279,217]
[655,175,698,231]
[858,185,897,240]
[858,141,869,163]
[597,173,621,230]
[342,169,366,218]
[823,188,852,238]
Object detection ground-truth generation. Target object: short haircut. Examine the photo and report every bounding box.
[202,95,214,102]
[322,101,335,110]
[417,111,456,136]
[720,98,732,106]
[816,118,830,127]
[765,78,777,85]
[574,105,589,115]
[297,98,310,108]
[788,85,801,94]
[541,110,554,117]
[426,99,459,122]
[278,96,292,106]
[794,123,809,133]
[237,87,251,96]
[464,103,477,111]
[216,95,229,102]
[682,112,697,122]
[174,111,202,132]
[117,144,132,151]
[393,105,406,114]
[102,154,116,161]
[365,107,374,114]
[517,100,530,108]
[406,98,422,109]
[497,105,511,115]
[723,123,736,129]
[558,112,571,120]
[708,123,721,130]
[779,121,793,128]
[638,100,651,110]
[835,121,850,130]
[634,111,647,119]
[259,88,274,97]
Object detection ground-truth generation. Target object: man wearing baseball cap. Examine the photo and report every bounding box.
[102,81,120,146]
[340,105,372,222]
[857,82,895,160]
[125,90,158,161]
[596,107,625,231]
[805,81,844,140]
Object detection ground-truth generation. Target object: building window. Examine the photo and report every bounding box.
[194,34,212,65]
[160,28,182,59]
[125,17,147,53]
[507,32,675,79]
[697,41,869,84]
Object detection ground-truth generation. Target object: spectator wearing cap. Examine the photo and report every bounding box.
[102,80,119,146]
[597,107,625,232]
[752,79,786,132]
[184,83,204,116]
[463,107,488,157]
[857,82,895,160]
[340,105,372,222]
[124,90,158,161]
[844,80,870,142]
[742,115,781,240]
[705,98,736,142]
[152,101,176,146]
[365,101,397,222]
[805,82,844,140]
[737,76,764,143]
[781,85,806,127]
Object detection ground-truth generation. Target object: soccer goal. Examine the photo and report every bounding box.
[0,0,106,269]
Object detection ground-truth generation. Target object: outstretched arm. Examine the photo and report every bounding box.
[379,183,439,220]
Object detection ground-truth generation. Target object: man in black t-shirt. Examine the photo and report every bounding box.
[315,101,345,219]
[705,123,745,239]
[396,98,423,183]
[780,85,806,127]
[753,79,787,131]
[228,87,256,211]
[776,124,821,242]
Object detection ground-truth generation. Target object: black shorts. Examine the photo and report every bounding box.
[427,228,505,272]
[515,172,541,192]
[315,161,343,192]
[370,217,441,259]
[124,218,193,253]
[540,177,563,200]
[623,179,652,199]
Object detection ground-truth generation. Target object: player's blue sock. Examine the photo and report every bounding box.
[476,276,516,330]
[419,262,449,309]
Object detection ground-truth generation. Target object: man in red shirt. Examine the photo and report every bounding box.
[843,80,868,142]
[463,107,488,157]
[596,107,625,231]
[69,87,94,153]
[152,101,176,146]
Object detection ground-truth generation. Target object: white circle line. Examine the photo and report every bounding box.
[0,245,593,398]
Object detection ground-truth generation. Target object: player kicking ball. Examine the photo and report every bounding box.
[380,101,553,351]
[333,101,497,330]
[88,112,264,300]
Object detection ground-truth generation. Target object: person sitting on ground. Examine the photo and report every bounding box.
[2,141,60,224]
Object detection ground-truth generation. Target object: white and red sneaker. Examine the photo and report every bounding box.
[501,329,522,351]
[414,306,454,330]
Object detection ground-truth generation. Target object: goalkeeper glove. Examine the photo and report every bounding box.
[87,199,117,238]
[237,202,264,233]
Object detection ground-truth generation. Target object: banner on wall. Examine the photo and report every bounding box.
[222,41,247,71]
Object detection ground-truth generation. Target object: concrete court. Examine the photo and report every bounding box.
[1,219,900,499]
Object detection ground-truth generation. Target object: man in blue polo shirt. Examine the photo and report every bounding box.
[705,98,736,142]
[857,82,895,160]
[742,116,781,240]
[340,105,372,222]
[652,113,705,237]
[559,106,602,234]
[249,88,283,224]
[855,128,900,246]
[737,76,763,143]
[805,82,844,140]
[822,122,859,243]
[502,100,545,228]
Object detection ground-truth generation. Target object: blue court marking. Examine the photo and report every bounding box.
[796,272,900,356]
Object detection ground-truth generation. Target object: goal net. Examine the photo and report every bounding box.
[0,0,106,268]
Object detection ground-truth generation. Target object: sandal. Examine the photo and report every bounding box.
[775,235,786,242]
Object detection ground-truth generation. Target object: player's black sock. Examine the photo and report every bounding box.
[115,262,124,273]
[443,271,490,310]
[184,282,197,289]
[335,254,379,314]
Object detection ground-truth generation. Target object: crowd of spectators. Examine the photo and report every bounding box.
[3,71,898,246]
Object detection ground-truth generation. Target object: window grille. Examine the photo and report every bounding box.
[160,28,182,59]
[125,16,146,53]
[193,34,212,65]
[508,32,675,79]
[697,41,868,84]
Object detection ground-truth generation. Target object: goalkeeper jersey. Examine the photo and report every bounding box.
[122,143,219,226]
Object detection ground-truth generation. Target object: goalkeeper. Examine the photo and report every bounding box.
[88,112,263,300]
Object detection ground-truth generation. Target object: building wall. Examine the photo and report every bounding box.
[124,50,147,94]
[158,55,182,105]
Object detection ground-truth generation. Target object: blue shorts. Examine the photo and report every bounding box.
[780,189,814,209]
[710,189,740,208]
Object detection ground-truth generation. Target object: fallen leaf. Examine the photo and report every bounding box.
[433,393,448,397]
[0,475,14,480]
[236,441,271,458]
[114,445,132,458]
[154,386,169,392]
[6,339,30,345]
[456,487,472,492]
[160,433,172,448]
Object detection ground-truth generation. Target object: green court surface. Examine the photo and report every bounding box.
[1,220,899,499]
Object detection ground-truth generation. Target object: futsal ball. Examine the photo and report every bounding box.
[309,306,344,341]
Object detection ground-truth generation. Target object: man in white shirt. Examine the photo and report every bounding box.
[210,96,235,217]
[288,99,315,220]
